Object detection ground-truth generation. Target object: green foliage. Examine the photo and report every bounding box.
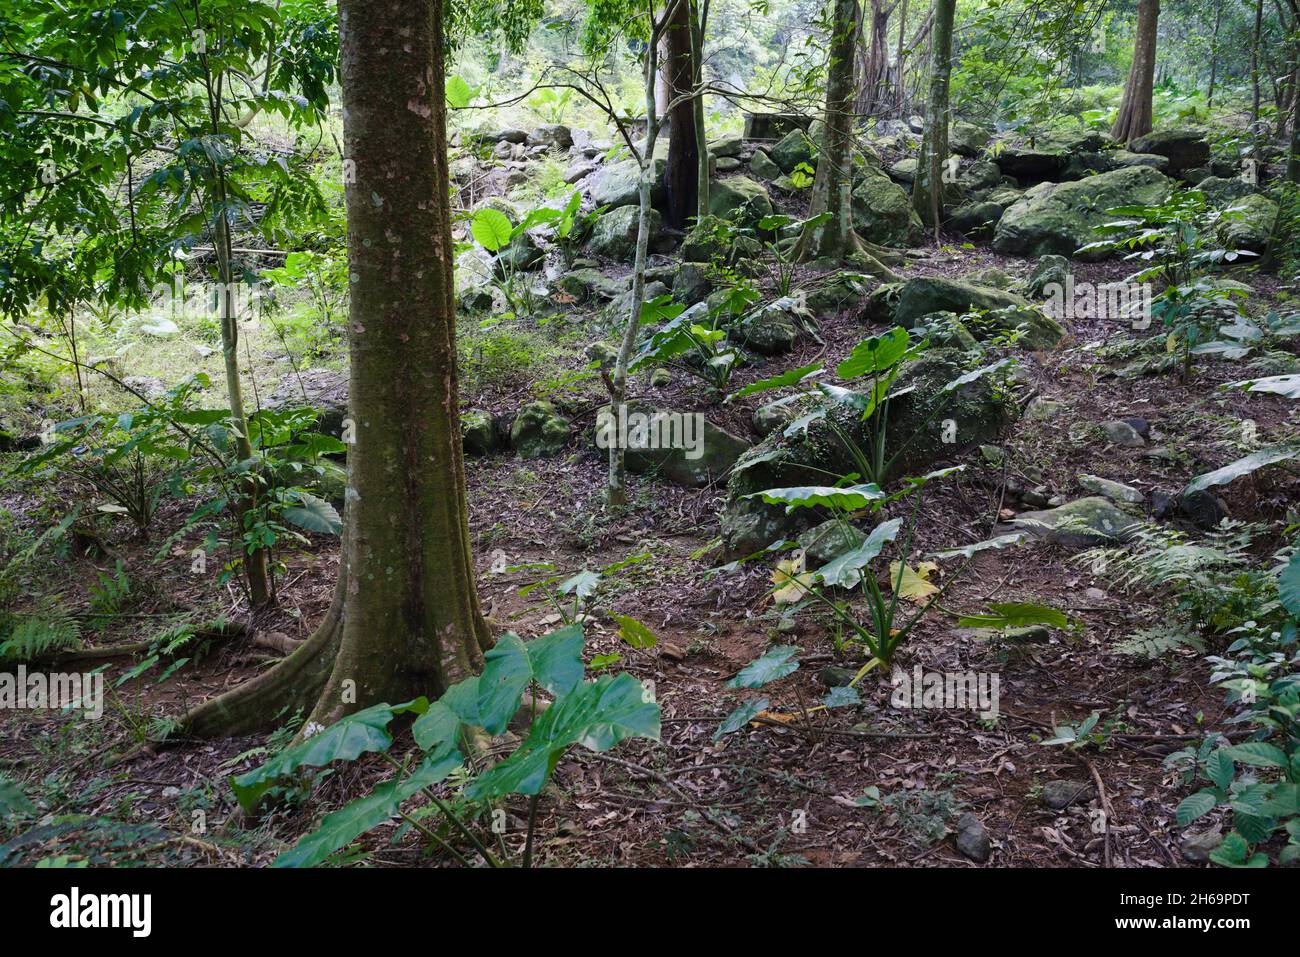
[0,600,81,663]
[630,294,744,396]
[231,624,660,867]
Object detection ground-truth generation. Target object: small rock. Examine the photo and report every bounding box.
[817,666,856,688]
[1101,420,1145,447]
[1041,780,1094,810]
[1003,625,1051,643]
[1181,827,1222,863]
[1026,396,1065,420]
[955,812,992,863]
[1077,474,1145,505]
[650,368,671,388]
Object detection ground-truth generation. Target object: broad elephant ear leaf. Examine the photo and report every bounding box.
[1183,442,1300,496]
[745,484,883,513]
[281,492,341,535]
[727,644,801,689]
[812,517,902,588]
[466,673,660,799]
[272,752,462,868]
[471,207,513,251]
[476,624,585,734]
[231,699,428,812]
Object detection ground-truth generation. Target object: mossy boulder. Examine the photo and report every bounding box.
[708,176,774,228]
[510,401,571,458]
[992,165,1173,259]
[852,172,925,246]
[950,121,992,158]
[733,296,808,356]
[889,277,1064,349]
[1216,192,1278,255]
[1128,129,1210,176]
[1023,254,1070,297]
[555,268,628,303]
[586,205,664,261]
[593,403,751,487]
[720,348,1012,556]
[797,519,868,566]
[947,200,1004,236]
[1111,150,1170,171]
[461,410,499,456]
[997,496,1141,547]
[805,275,872,318]
[769,128,817,173]
[749,149,782,182]
[588,157,666,209]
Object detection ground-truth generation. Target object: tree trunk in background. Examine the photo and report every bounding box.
[793,0,897,279]
[1206,0,1222,109]
[1110,0,1159,144]
[691,0,710,221]
[663,0,699,230]
[179,0,491,737]
[911,0,954,238]
[855,0,893,119]
[894,0,910,115]
[1250,0,1264,133]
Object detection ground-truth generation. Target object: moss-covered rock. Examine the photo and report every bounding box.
[1110,150,1170,171]
[951,121,991,158]
[749,149,782,182]
[1217,192,1278,255]
[947,200,1004,236]
[1023,254,1071,297]
[769,128,817,173]
[708,176,774,228]
[719,348,1012,556]
[890,277,1064,349]
[593,403,751,487]
[510,401,571,458]
[1128,129,1210,176]
[797,519,868,566]
[992,165,1173,259]
[805,275,871,318]
[852,172,925,246]
[555,268,628,303]
[733,297,806,356]
[997,496,1141,547]
[461,409,498,456]
[588,157,666,209]
[586,205,664,261]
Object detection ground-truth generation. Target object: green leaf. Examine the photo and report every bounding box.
[1208,830,1268,868]
[446,75,475,109]
[1223,742,1289,768]
[1226,373,1300,399]
[1183,442,1300,496]
[1176,790,1219,827]
[281,492,342,535]
[231,700,427,812]
[928,532,1029,560]
[714,698,769,741]
[745,484,884,513]
[0,775,35,817]
[558,569,601,600]
[812,518,903,588]
[471,207,513,252]
[728,362,823,400]
[272,753,462,867]
[727,645,800,689]
[476,625,586,734]
[614,615,657,650]
[821,686,861,708]
[836,328,911,379]
[467,673,660,799]
[1279,552,1300,619]
[957,602,1070,631]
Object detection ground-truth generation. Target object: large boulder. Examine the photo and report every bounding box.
[997,496,1141,547]
[510,401,571,458]
[887,277,1065,349]
[1128,129,1209,176]
[950,121,991,158]
[720,348,1012,556]
[947,200,1004,236]
[708,176,774,227]
[769,128,817,173]
[588,157,666,210]
[586,205,664,261]
[1217,192,1278,255]
[749,149,782,182]
[594,404,751,487]
[733,296,808,356]
[992,166,1173,259]
[526,124,573,150]
[267,369,348,438]
[852,172,925,246]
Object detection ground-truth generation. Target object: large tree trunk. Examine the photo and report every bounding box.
[179,0,490,738]
[855,0,893,119]
[1110,0,1159,144]
[691,0,710,221]
[911,0,954,237]
[793,0,898,279]
[663,0,699,229]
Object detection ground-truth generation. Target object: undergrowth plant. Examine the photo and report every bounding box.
[231,623,660,867]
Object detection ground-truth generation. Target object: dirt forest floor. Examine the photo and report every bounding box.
[3,233,1296,870]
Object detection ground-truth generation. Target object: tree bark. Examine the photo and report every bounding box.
[911,0,954,238]
[663,0,699,229]
[793,0,898,279]
[691,0,710,221]
[1207,0,1222,110]
[855,0,893,119]
[1110,0,1159,144]
[178,0,490,737]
